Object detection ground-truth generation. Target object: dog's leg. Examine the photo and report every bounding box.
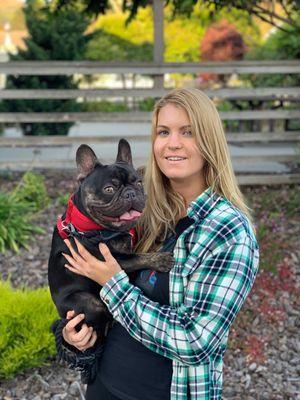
[118,252,174,273]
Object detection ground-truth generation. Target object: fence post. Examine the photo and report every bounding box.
[153,0,164,90]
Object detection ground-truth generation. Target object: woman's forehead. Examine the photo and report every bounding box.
[157,104,190,125]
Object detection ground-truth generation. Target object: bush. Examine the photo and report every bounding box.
[11,171,49,212]
[0,191,44,253]
[4,2,92,136]
[57,192,70,206]
[0,281,58,379]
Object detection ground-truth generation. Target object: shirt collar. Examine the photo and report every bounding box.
[187,186,221,221]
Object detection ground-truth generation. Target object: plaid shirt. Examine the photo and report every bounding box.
[100,187,259,400]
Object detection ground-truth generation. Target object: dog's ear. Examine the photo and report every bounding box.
[76,144,100,181]
[116,139,132,166]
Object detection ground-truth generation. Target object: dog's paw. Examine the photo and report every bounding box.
[153,252,174,272]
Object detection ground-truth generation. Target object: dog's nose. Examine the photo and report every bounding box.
[124,190,136,199]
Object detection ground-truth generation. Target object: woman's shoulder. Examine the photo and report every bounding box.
[189,192,257,251]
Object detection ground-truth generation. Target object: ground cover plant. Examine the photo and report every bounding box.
[0,172,48,253]
[0,192,43,253]
[0,281,58,379]
[11,171,50,211]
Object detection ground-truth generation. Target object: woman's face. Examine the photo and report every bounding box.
[153,103,206,187]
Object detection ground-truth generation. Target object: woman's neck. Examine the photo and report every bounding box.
[171,179,207,208]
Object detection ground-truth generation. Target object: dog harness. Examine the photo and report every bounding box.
[57,196,136,246]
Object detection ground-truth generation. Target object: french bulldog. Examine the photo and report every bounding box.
[48,139,173,340]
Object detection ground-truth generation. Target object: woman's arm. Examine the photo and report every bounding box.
[99,236,259,366]
[63,235,259,366]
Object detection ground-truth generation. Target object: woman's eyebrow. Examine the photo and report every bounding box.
[179,125,192,130]
[156,125,191,129]
[156,125,169,129]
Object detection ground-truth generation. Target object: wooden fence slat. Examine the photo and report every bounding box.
[0,153,298,164]
[1,132,300,147]
[0,158,299,185]
[232,155,299,163]
[0,60,300,75]
[0,110,299,123]
[237,174,300,185]
[1,87,300,100]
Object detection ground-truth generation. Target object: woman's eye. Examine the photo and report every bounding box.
[157,130,169,136]
[104,186,115,193]
[182,130,192,136]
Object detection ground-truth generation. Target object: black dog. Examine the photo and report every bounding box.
[48,139,173,341]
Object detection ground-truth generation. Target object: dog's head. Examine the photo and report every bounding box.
[75,139,145,232]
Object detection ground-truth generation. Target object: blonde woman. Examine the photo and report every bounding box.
[61,88,259,400]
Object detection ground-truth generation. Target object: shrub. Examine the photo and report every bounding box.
[0,281,58,379]
[200,19,246,84]
[11,171,49,212]
[0,191,44,253]
[57,192,70,206]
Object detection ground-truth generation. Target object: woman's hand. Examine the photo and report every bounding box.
[63,310,97,351]
[63,237,122,286]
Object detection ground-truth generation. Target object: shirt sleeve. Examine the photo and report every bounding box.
[100,236,259,366]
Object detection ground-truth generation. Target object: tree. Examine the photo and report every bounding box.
[4,0,92,136]
[200,20,246,84]
[56,0,300,29]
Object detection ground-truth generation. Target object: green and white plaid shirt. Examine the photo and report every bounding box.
[100,187,259,400]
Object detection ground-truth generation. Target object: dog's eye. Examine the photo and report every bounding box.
[104,186,115,193]
[136,181,143,188]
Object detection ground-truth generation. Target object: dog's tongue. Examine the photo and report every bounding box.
[119,209,141,221]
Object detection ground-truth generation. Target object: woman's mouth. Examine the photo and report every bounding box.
[165,156,187,162]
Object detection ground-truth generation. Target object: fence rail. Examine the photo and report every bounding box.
[1,110,299,123]
[0,60,300,184]
[1,60,300,75]
[0,87,299,100]
[1,132,299,147]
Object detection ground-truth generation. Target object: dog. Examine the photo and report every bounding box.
[48,139,173,341]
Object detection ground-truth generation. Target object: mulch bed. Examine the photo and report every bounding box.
[0,171,299,400]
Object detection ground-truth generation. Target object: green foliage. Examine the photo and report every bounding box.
[245,18,300,87]
[86,28,152,61]
[57,192,70,206]
[3,0,92,136]
[86,5,260,64]
[83,100,129,112]
[138,97,155,111]
[0,281,58,379]
[0,191,44,253]
[11,171,49,212]
[86,7,153,61]
[56,0,300,30]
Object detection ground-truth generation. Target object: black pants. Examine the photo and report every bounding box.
[86,378,123,400]
[86,378,192,400]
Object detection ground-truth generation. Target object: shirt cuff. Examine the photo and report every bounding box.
[100,270,137,316]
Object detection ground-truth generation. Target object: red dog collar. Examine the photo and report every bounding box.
[57,196,136,245]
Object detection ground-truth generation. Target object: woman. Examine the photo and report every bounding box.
[61,88,259,400]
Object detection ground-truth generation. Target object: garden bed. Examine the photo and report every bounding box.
[0,171,299,400]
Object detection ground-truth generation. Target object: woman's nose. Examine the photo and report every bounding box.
[167,132,182,149]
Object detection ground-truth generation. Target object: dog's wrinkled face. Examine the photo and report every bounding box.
[76,139,145,232]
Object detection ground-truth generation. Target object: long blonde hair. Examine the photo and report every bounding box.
[135,88,253,252]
